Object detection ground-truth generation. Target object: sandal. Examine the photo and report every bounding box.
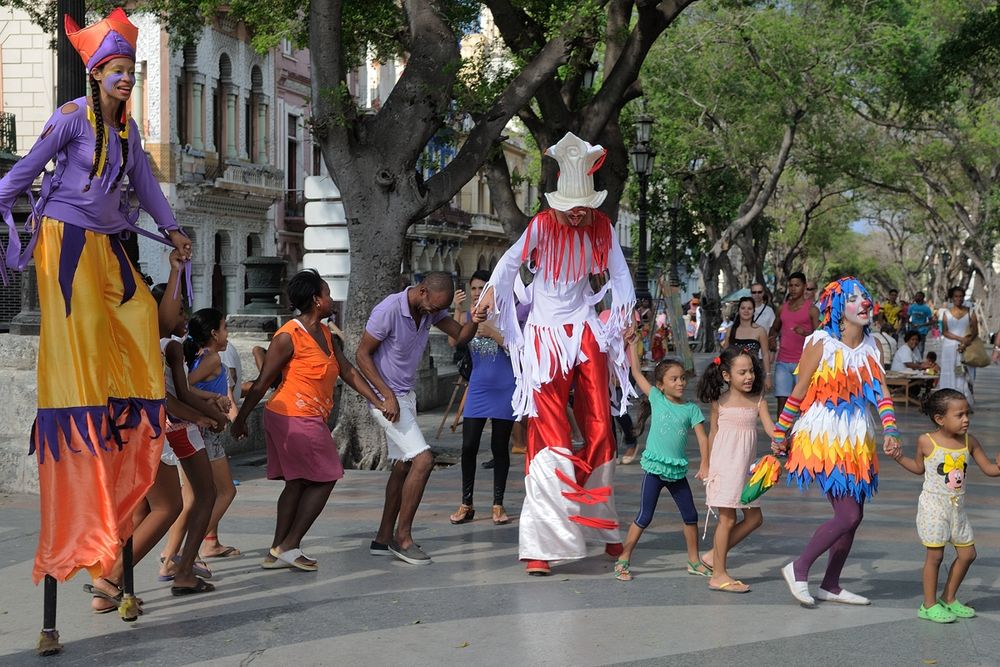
[200,535,242,559]
[687,560,712,577]
[919,602,957,624]
[613,559,632,581]
[492,505,510,525]
[709,579,750,594]
[83,579,144,616]
[940,598,976,619]
[450,504,475,525]
[271,547,318,572]
[171,577,216,596]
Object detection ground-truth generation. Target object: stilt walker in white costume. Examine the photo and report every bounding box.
[477,132,636,576]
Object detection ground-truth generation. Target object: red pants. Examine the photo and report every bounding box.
[526,324,616,485]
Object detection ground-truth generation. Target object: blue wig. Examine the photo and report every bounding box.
[817,276,873,340]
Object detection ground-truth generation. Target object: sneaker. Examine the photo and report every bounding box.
[919,602,957,624]
[940,598,976,618]
[388,540,432,565]
[369,540,391,556]
[781,563,816,607]
[816,587,871,605]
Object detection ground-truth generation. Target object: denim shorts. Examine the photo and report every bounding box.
[774,361,798,397]
[202,428,228,461]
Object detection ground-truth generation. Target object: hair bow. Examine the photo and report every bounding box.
[942,453,966,474]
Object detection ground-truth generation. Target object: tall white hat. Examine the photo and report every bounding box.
[543,132,608,211]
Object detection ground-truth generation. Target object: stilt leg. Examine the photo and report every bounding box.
[119,538,140,622]
[37,575,62,656]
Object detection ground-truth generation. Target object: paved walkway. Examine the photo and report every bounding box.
[3,360,1000,665]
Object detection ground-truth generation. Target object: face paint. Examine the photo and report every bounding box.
[843,287,872,326]
[102,71,134,96]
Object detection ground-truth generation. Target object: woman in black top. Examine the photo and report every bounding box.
[723,296,773,391]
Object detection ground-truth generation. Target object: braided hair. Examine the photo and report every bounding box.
[84,74,104,193]
[114,104,129,187]
[85,71,130,192]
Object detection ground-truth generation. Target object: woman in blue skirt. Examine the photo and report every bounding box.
[449,270,517,525]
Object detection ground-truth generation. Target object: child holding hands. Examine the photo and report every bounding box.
[891,388,1000,623]
[697,347,774,593]
[613,340,709,581]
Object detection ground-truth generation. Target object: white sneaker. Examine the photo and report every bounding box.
[782,563,816,607]
[817,587,871,605]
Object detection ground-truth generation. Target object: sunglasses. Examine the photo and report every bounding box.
[751,290,763,295]
[806,287,817,291]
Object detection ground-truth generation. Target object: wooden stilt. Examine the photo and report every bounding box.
[119,538,140,622]
[36,575,62,656]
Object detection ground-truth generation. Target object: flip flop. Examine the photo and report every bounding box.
[709,580,750,594]
[272,547,318,572]
[171,577,215,596]
[201,545,241,559]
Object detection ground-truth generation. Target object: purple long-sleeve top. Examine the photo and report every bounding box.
[0,97,178,240]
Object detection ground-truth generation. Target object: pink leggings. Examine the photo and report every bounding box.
[792,494,864,593]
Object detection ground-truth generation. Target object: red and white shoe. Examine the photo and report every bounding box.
[524,559,551,576]
[605,543,624,558]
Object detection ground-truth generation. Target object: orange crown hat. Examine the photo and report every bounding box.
[64,8,138,72]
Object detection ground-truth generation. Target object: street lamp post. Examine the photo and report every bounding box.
[668,194,681,287]
[629,110,655,300]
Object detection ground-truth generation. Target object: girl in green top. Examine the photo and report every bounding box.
[614,339,710,581]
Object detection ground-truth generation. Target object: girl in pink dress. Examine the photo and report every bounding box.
[697,347,775,593]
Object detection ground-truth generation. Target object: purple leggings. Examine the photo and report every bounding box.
[792,494,864,593]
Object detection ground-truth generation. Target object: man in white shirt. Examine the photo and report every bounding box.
[750,283,775,332]
[891,331,930,373]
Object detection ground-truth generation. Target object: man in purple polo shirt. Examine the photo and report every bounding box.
[357,272,482,565]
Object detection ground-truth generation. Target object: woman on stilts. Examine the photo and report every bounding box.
[0,8,191,651]
[772,276,900,607]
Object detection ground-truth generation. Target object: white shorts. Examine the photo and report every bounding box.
[370,390,430,462]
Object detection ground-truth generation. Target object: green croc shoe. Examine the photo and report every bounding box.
[940,599,976,618]
[918,602,957,624]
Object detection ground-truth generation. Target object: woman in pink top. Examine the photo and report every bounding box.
[770,272,820,415]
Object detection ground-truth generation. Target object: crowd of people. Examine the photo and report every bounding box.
[2,12,995,646]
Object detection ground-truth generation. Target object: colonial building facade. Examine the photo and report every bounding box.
[132,14,282,314]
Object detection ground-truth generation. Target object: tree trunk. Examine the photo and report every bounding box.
[698,253,725,354]
[331,177,415,470]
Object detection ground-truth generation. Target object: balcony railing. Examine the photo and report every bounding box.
[0,113,16,155]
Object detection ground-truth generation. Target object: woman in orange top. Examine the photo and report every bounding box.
[232,270,387,571]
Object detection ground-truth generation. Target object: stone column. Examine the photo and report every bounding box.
[256,101,267,164]
[225,90,237,159]
[132,65,144,138]
[192,82,204,151]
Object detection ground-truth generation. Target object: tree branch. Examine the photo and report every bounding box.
[484,145,531,236]
[580,0,696,138]
[309,0,352,161]
[420,36,572,215]
[708,111,803,260]
[370,0,460,164]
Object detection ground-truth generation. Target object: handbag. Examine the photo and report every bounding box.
[961,338,990,368]
[455,345,474,381]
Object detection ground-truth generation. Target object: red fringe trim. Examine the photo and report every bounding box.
[569,515,619,530]
[521,209,612,282]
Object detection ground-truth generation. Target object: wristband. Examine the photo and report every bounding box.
[878,397,899,438]
[772,395,803,444]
